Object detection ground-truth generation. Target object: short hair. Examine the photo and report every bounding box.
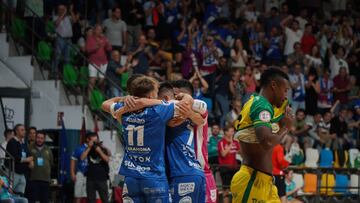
[3,129,13,139]
[296,108,306,115]
[270,7,278,12]
[172,79,194,95]
[36,130,46,137]
[224,124,235,132]
[130,76,158,98]
[13,124,24,134]
[259,67,289,88]
[158,81,174,99]
[86,132,98,139]
[28,126,37,132]
[112,7,120,13]
[126,74,145,94]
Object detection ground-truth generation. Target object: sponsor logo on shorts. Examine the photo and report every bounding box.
[251,198,266,203]
[179,196,192,203]
[122,183,128,195]
[210,189,217,201]
[123,197,134,203]
[178,182,195,196]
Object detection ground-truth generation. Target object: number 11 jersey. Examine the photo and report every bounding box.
[112,102,175,180]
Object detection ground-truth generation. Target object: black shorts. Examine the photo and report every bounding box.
[220,167,238,189]
[274,175,286,197]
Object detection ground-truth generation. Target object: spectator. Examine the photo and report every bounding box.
[200,35,223,95]
[143,0,156,27]
[285,170,303,203]
[304,45,323,72]
[0,130,14,167]
[105,50,131,97]
[229,69,245,103]
[0,175,28,203]
[333,67,350,106]
[208,123,222,166]
[103,7,127,54]
[317,69,334,114]
[295,8,308,31]
[264,7,281,35]
[28,131,53,203]
[81,133,110,203]
[272,144,290,203]
[281,16,303,56]
[123,0,144,49]
[307,112,323,148]
[6,124,33,196]
[291,109,312,148]
[244,1,260,23]
[305,71,320,115]
[225,97,242,127]
[242,66,258,104]
[330,108,350,149]
[348,75,360,106]
[248,22,265,61]
[301,24,317,55]
[329,46,348,79]
[86,24,112,94]
[318,111,336,146]
[26,127,36,147]
[217,125,240,203]
[230,38,247,72]
[131,34,153,75]
[189,69,209,100]
[51,4,73,79]
[265,27,283,65]
[215,57,232,125]
[287,42,305,68]
[289,63,306,115]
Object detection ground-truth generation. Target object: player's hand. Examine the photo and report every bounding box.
[177,102,192,118]
[71,174,77,182]
[167,117,185,127]
[280,106,293,129]
[124,96,137,109]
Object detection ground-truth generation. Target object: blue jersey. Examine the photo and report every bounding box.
[166,120,204,177]
[71,144,88,174]
[112,102,175,179]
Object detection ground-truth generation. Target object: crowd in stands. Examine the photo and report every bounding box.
[1,0,360,202]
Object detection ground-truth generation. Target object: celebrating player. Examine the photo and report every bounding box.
[231,68,293,203]
[102,76,193,202]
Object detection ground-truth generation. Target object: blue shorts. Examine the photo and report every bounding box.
[170,175,206,203]
[122,177,170,203]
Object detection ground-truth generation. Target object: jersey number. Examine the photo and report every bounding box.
[126,125,144,146]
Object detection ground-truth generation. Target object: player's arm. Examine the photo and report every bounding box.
[113,98,163,119]
[102,96,127,113]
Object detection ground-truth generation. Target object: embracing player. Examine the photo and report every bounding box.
[102,76,193,202]
[231,68,293,203]
[171,80,217,203]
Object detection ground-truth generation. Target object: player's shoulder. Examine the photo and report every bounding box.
[249,94,274,114]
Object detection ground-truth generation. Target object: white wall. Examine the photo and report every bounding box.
[0,61,27,88]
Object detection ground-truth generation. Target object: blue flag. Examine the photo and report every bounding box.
[59,118,70,185]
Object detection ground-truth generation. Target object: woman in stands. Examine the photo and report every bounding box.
[285,170,303,203]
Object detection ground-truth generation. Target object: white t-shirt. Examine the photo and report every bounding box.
[305,54,323,68]
[329,55,349,79]
[54,15,73,38]
[284,27,303,55]
[295,16,308,31]
[230,49,247,68]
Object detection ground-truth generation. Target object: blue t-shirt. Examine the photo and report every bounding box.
[166,120,204,177]
[71,144,89,174]
[113,102,175,179]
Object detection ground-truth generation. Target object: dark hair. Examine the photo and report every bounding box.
[296,108,306,115]
[259,68,289,88]
[28,126,37,132]
[270,7,278,12]
[158,81,174,98]
[36,130,46,137]
[126,74,145,94]
[224,124,235,132]
[3,129,13,138]
[13,124,24,134]
[172,79,194,95]
[112,7,120,13]
[86,132,98,139]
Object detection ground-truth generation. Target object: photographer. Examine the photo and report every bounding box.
[80,133,110,203]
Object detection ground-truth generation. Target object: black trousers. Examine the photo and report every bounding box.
[28,180,50,203]
[86,179,109,203]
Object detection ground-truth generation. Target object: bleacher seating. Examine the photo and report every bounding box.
[319,148,334,168]
[304,148,319,168]
[303,173,317,194]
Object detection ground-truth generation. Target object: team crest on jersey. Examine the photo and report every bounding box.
[271,123,280,133]
[178,182,195,196]
[259,111,271,122]
[179,196,192,203]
